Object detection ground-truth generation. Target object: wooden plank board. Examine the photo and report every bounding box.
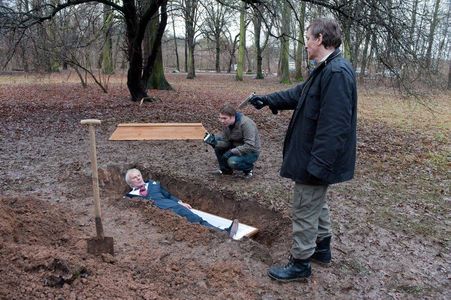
[109,123,207,140]
[190,209,258,240]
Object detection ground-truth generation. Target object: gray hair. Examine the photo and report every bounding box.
[125,168,142,187]
[307,18,342,49]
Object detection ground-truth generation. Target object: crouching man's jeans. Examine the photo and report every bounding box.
[291,183,331,259]
[214,147,258,173]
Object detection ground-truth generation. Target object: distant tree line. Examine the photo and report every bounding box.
[0,0,449,101]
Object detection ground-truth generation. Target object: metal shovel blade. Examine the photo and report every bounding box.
[87,236,114,256]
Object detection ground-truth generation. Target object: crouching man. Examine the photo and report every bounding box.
[204,104,260,178]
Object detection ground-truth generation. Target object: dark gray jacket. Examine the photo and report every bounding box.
[267,49,357,185]
[216,112,261,156]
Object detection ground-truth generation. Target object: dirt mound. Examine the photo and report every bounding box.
[0,194,284,299]
[0,197,89,298]
[0,196,77,245]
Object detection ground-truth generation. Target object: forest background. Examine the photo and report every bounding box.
[0,0,450,299]
[0,0,450,99]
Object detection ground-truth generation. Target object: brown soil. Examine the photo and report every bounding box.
[0,73,449,299]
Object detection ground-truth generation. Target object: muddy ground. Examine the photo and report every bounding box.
[0,73,449,299]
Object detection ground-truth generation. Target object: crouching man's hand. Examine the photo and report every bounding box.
[222,151,233,160]
[203,132,217,147]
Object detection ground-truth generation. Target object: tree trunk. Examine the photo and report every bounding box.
[123,0,165,101]
[185,0,198,79]
[143,1,172,90]
[279,0,291,84]
[448,60,451,90]
[253,5,263,79]
[447,6,451,90]
[171,6,180,72]
[236,1,245,81]
[340,1,354,63]
[186,39,196,79]
[124,0,146,101]
[102,4,114,74]
[359,31,371,84]
[294,1,305,81]
[127,58,147,101]
[47,0,60,72]
[426,0,441,68]
[215,32,221,73]
[227,34,239,73]
[184,37,188,72]
[31,0,51,72]
[266,46,271,75]
[245,47,252,73]
[409,0,419,52]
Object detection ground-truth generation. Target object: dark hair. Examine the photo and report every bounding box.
[220,104,236,117]
[307,18,342,49]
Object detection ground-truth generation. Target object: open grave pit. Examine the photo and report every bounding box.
[96,164,292,260]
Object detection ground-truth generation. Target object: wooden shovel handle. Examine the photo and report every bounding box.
[81,119,104,238]
[80,119,101,125]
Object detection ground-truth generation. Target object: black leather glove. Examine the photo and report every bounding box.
[222,151,233,160]
[249,95,268,109]
[249,95,278,115]
[203,132,217,147]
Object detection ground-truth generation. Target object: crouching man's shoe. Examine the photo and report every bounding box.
[311,236,332,265]
[210,169,233,176]
[243,169,253,179]
[267,256,311,282]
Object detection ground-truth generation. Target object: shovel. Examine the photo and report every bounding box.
[81,119,114,256]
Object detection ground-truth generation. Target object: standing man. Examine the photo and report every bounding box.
[204,104,260,179]
[249,18,357,281]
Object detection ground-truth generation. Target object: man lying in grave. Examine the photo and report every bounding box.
[125,168,239,238]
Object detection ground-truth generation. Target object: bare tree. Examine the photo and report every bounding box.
[223,27,239,73]
[143,0,172,90]
[241,0,449,92]
[169,2,180,72]
[101,4,114,74]
[236,1,247,81]
[176,0,200,79]
[200,0,232,73]
[1,0,169,101]
[279,0,290,83]
[294,1,306,81]
[252,2,272,79]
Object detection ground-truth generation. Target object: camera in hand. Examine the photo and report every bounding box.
[203,132,217,147]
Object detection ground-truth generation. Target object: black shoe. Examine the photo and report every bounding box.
[225,219,239,238]
[243,170,253,179]
[311,236,332,265]
[267,256,311,282]
[210,169,233,175]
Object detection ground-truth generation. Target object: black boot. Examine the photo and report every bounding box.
[311,236,332,265]
[267,256,311,282]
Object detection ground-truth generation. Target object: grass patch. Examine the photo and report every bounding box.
[339,259,370,275]
[359,89,451,131]
[352,92,450,242]
[395,284,427,294]
[347,175,449,242]
[426,150,450,171]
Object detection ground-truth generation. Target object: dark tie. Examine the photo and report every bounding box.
[139,185,147,196]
